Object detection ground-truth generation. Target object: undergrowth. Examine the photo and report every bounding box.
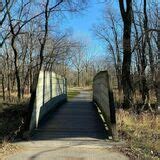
[0,139,23,160]
[117,109,160,160]
[0,102,27,141]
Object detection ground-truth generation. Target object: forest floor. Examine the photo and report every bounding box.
[117,109,160,160]
[0,89,160,159]
[0,93,28,159]
[0,141,23,160]
[0,107,26,159]
[0,100,27,140]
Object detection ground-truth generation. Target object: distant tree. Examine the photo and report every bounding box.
[71,45,85,86]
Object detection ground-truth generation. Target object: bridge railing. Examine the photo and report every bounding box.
[93,71,116,139]
[30,70,67,131]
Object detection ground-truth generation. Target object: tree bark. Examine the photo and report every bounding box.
[140,0,150,107]
[77,69,80,87]
[156,18,160,110]
[119,0,133,108]
[7,3,21,100]
[2,73,5,101]
[6,50,11,101]
[143,0,154,80]
[11,37,21,100]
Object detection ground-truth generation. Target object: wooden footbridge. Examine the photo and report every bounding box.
[32,91,108,141]
[29,70,116,141]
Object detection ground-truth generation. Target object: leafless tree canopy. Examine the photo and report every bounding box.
[94,0,160,111]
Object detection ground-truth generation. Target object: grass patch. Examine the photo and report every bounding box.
[117,109,160,160]
[67,90,80,100]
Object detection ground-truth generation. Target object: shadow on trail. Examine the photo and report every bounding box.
[31,96,109,141]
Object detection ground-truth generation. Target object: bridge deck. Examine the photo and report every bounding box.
[32,91,108,140]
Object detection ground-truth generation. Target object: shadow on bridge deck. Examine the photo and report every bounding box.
[31,91,109,141]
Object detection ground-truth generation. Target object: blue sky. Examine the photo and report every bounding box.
[62,0,118,57]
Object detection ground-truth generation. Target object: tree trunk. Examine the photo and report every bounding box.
[77,70,80,87]
[11,37,21,100]
[119,0,133,108]
[121,19,132,108]
[156,18,160,110]
[140,0,152,111]
[6,52,11,101]
[132,14,148,104]
[21,42,28,98]
[2,73,5,101]
[7,73,11,101]
[143,0,154,80]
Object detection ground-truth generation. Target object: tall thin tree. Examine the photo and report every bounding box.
[118,0,133,108]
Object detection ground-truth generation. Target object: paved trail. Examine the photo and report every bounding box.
[6,91,128,160]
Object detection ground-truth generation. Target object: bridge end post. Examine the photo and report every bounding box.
[93,70,117,140]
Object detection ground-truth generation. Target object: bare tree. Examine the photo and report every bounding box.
[71,45,85,86]
[94,10,122,102]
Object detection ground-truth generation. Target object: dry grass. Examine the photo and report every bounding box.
[0,139,23,160]
[117,109,160,160]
